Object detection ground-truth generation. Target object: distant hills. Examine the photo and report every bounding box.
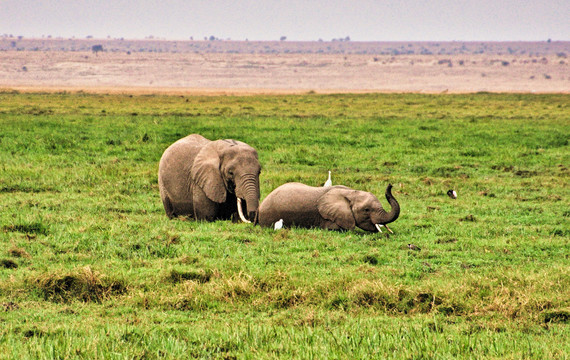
[1,37,568,56]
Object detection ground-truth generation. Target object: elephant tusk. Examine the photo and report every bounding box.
[375,224,383,233]
[385,225,394,234]
[237,198,252,223]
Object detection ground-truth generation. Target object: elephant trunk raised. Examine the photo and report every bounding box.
[235,173,260,223]
[372,184,400,226]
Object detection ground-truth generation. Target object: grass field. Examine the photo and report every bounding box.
[1,91,569,359]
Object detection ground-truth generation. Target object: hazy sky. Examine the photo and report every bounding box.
[1,0,568,41]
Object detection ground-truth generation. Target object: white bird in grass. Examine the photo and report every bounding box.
[324,171,332,187]
[274,219,284,230]
[447,189,457,199]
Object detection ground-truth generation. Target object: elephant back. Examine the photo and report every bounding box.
[159,135,210,178]
[258,183,324,227]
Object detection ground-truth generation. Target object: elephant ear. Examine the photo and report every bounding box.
[317,187,355,230]
[191,142,226,203]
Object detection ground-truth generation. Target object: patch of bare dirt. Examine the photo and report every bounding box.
[0,39,568,94]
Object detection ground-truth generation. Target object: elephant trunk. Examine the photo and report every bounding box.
[235,173,260,223]
[374,184,400,225]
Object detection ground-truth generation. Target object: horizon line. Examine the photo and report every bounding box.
[2,35,569,43]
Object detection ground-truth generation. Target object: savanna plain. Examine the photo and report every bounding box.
[0,92,569,359]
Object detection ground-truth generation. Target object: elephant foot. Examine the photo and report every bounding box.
[163,196,176,219]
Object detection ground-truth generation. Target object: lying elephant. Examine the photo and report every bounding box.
[258,183,400,232]
[158,134,261,222]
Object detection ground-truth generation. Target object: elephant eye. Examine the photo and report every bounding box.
[228,170,234,176]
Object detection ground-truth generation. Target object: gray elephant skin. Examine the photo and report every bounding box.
[158,134,261,222]
[258,183,400,231]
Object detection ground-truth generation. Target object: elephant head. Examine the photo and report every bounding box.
[191,139,261,222]
[317,184,400,232]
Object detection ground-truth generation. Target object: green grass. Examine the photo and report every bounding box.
[1,91,569,359]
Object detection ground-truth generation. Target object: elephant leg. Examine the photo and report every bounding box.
[162,194,176,219]
[218,193,238,221]
[322,220,342,231]
[192,186,219,221]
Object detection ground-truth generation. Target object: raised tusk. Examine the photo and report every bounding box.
[237,198,252,223]
[385,225,394,233]
[375,224,383,233]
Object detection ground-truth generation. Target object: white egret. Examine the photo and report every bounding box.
[274,219,284,230]
[324,171,332,187]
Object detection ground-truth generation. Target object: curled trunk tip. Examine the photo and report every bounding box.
[379,183,400,225]
[386,184,393,197]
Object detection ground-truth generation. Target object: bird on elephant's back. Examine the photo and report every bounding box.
[158,134,261,223]
[258,183,400,232]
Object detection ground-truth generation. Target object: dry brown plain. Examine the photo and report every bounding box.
[1,38,568,94]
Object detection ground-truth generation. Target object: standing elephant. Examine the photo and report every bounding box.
[258,183,399,232]
[158,134,261,222]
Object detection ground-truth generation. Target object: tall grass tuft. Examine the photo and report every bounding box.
[30,266,127,303]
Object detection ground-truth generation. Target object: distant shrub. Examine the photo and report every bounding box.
[92,44,103,54]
